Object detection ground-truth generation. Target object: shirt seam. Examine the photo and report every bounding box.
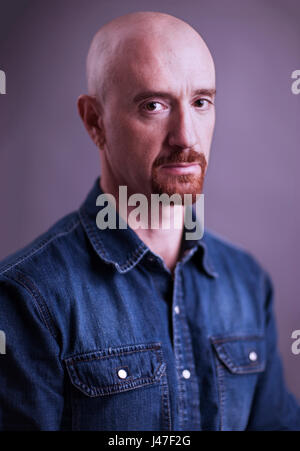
[0,216,81,276]
[2,270,58,341]
[0,272,65,376]
[79,206,148,271]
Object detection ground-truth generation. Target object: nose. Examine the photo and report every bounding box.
[167,104,198,149]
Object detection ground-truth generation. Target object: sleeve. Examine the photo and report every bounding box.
[246,271,300,430]
[0,272,67,430]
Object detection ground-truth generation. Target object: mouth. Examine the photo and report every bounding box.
[159,162,201,175]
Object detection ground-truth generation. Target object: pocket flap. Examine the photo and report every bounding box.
[65,342,166,397]
[211,335,266,374]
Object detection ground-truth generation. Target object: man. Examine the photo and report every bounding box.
[0,11,299,431]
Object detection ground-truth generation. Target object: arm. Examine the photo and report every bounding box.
[0,271,67,430]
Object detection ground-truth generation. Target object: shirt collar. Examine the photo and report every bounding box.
[79,177,218,278]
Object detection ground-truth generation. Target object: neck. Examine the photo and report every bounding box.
[131,205,185,273]
[99,178,185,272]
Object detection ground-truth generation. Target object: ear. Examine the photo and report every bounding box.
[77,95,105,149]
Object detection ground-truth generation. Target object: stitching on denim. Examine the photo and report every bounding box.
[162,376,172,431]
[215,360,225,431]
[212,340,266,373]
[115,242,147,270]
[161,373,165,429]
[0,217,80,276]
[99,237,146,271]
[65,343,162,363]
[158,346,171,431]
[173,272,184,429]
[211,335,264,344]
[176,266,201,429]
[163,358,172,432]
[173,265,188,430]
[79,207,113,262]
[66,345,165,396]
[217,348,263,372]
[16,270,58,339]
[160,375,171,431]
[70,373,162,397]
[80,208,111,261]
[198,241,219,278]
[74,373,156,390]
[79,206,148,271]
[177,269,191,428]
[3,270,59,342]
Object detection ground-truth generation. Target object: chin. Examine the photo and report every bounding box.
[151,174,205,203]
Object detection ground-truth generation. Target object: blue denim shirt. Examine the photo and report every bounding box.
[0,177,299,431]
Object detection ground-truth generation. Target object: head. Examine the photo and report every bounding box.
[78,11,216,202]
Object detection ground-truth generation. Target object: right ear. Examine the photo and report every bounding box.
[77,95,106,149]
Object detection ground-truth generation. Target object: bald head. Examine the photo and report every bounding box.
[86,11,215,104]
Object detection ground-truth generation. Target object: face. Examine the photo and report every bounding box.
[96,32,216,201]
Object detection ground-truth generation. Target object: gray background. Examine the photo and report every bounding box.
[0,0,299,399]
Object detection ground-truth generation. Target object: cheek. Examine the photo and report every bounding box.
[199,113,215,145]
[113,117,163,165]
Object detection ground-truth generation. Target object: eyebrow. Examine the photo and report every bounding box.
[133,88,216,104]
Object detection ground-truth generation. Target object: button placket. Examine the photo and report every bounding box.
[182,369,191,379]
[172,263,201,430]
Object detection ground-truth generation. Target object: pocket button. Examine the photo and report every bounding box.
[248,351,258,362]
[117,369,128,379]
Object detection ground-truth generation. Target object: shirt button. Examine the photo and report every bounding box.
[117,369,128,379]
[249,351,258,362]
[174,306,180,315]
[182,369,191,379]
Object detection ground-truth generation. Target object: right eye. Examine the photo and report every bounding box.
[142,101,167,113]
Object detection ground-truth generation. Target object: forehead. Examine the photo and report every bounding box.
[111,34,215,98]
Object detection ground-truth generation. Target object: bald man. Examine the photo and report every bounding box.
[0,12,299,431]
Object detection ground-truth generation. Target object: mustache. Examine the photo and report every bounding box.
[153,149,207,171]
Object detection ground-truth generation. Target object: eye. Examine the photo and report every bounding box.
[143,101,166,113]
[194,98,212,109]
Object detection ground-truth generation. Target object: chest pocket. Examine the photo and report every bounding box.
[64,342,171,431]
[211,335,266,431]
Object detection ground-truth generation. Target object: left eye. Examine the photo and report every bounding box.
[143,101,165,112]
[195,99,211,108]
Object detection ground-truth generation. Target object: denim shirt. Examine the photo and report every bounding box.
[0,177,299,431]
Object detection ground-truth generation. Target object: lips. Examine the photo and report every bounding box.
[161,163,199,168]
[160,162,201,175]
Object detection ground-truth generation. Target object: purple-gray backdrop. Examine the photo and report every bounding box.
[0,0,299,400]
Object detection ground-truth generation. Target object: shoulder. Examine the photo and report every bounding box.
[0,211,81,280]
[202,228,270,284]
[0,211,83,339]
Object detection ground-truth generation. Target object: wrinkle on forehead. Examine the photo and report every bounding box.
[86,12,215,103]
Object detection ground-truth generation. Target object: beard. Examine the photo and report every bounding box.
[151,150,207,203]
